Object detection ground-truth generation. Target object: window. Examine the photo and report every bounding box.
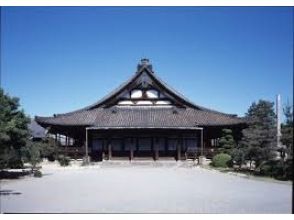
[131,89,143,98]
[146,90,159,98]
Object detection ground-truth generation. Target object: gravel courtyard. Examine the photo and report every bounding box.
[0,161,292,213]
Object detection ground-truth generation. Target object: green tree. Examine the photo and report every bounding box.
[241,100,276,168]
[22,140,42,171]
[39,137,59,161]
[281,103,293,159]
[230,147,246,169]
[0,88,30,169]
[218,128,236,154]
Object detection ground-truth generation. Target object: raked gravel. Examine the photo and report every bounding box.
[0,161,292,213]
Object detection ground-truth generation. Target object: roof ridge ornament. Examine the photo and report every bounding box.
[137,58,153,72]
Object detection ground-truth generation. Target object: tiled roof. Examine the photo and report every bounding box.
[35,60,246,129]
[36,106,245,128]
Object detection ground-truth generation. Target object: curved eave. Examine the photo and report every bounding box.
[35,107,247,129]
[35,116,91,128]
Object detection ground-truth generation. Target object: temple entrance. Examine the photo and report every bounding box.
[89,128,202,161]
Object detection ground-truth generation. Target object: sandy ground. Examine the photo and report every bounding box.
[0,161,292,213]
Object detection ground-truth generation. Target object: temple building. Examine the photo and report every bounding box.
[36,59,246,161]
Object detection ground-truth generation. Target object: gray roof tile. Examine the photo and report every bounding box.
[36,106,245,128]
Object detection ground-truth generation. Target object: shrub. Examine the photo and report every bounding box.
[258,159,293,180]
[39,138,59,161]
[212,153,232,168]
[272,161,285,179]
[218,129,236,154]
[33,170,42,178]
[57,155,70,166]
[284,159,293,180]
[230,148,246,168]
[259,164,273,176]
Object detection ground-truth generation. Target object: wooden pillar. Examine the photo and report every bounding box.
[65,134,68,156]
[108,141,112,160]
[177,138,181,161]
[58,134,61,154]
[200,129,204,157]
[198,128,205,165]
[130,144,134,161]
[85,128,89,163]
[154,138,159,161]
[102,140,105,161]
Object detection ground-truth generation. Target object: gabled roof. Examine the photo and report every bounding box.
[36,59,245,128]
[53,60,236,117]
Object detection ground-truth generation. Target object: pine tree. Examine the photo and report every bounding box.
[0,88,30,169]
[281,103,293,159]
[241,100,276,168]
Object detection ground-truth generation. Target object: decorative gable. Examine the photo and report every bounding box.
[65,58,206,111]
[113,70,179,106]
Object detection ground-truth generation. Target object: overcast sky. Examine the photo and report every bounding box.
[1,7,293,118]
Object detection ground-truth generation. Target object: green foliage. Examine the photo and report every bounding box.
[257,159,292,180]
[212,153,232,168]
[22,140,42,170]
[241,100,276,167]
[57,155,70,166]
[0,148,24,169]
[22,137,58,166]
[230,147,246,168]
[39,137,58,161]
[33,170,42,178]
[259,164,273,176]
[284,159,293,180]
[0,88,30,169]
[219,129,236,154]
[6,148,24,169]
[281,103,293,159]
